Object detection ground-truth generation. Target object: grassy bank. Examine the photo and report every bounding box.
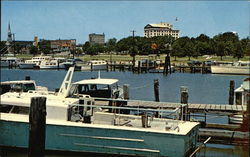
[16,54,249,64]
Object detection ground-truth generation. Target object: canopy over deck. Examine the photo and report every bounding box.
[73,78,118,85]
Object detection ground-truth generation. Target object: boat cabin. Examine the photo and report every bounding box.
[234,78,250,105]
[68,78,123,99]
[0,80,36,94]
[0,80,48,95]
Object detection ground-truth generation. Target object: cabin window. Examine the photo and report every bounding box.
[235,92,242,105]
[23,83,36,92]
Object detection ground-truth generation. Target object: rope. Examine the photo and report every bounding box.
[0,45,13,54]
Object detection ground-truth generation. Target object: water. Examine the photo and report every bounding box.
[0,69,249,157]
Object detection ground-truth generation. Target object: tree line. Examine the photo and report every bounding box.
[1,32,249,60]
[83,32,249,60]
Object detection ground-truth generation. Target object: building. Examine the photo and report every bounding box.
[89,33,105,45]
[144,22,179,39]
[49,39,76,52]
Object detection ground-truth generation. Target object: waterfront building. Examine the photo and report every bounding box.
[144,22,179,39]
[49,39,76,52]
[89,33,105,45]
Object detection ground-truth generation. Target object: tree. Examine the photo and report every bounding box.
[39,40,51,54]
[233,42,244,60]
[29,45,38,56]
[106,38,117,52]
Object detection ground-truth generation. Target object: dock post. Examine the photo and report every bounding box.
[138,61,141,74]
[106,62,109,72]
[57,59,60,70]
[91,63,93,72]
[180,86,188,120]
[123,84,129,100]
[154,79,160,102]
[229,80,235,105]
[28,97,46,157]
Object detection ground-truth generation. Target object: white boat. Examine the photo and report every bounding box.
[0,57,21,68]
[0,68,200,157]
[39,58,66,69]
[228,78,250,124]
[81,60,107,71]
[211,61,250,75]
[19,55,51,69]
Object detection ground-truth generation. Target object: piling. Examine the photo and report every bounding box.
[229,80,235,105]
[25,76,31,80]
[154,79,160,102]
[91,63,93,72]
[123,84,129,100]
[57,60,59,70]
[138,61,141,74]
[180,86,189,120]
[28,97,46,157]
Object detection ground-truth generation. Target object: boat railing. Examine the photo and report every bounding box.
[67,103,182,129]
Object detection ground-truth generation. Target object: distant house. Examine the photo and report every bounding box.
[144,22,180,39]
[49,39,76,52]
[89,33,105,45]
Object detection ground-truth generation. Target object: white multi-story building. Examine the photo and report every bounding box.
[144,22,179,39]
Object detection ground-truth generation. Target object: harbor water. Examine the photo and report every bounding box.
[0,69,249,157]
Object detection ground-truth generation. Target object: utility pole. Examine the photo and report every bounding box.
[131,30,136,69]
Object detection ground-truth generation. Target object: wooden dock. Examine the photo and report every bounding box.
[126,100,246,113]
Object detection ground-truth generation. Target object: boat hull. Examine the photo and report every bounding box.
[0,119,198,157]
[211,66,250,75]
[19,63,36,69]
[81,64,107,71]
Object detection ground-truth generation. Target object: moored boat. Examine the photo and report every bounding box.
[228,78,250,124]
[81,60,107,71]
[0,67,200,157]
[211,61,250,75]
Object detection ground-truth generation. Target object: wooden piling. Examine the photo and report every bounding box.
[91,63,93,72]
[28,97,46,157]
[229,80,235,105]
[154,79,160,102]
[138,61,141,74]
[180,86,189,121]
[123,84,129,100]
[57,59,59,70]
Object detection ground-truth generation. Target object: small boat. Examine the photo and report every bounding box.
[81,60,107,71]
[19,55,51,69]
[0,68,200,157]
[39,58,66,69]
[228,78,250,124]
[0,57,21,68]
[211,61,250,75]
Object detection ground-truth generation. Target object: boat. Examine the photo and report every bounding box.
[0,67,200,157]
[228,78,250,124]
[0,78,48,95]
[0,57,21,68]
[81,60,107,71]
[19,56,51,69]
[211,61,250,75]
[39,58,66,69]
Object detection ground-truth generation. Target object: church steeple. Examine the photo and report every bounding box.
[6,22,13,54]
[7,22,13,44]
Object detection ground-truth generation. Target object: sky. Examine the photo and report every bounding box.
[1,1,249,44]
